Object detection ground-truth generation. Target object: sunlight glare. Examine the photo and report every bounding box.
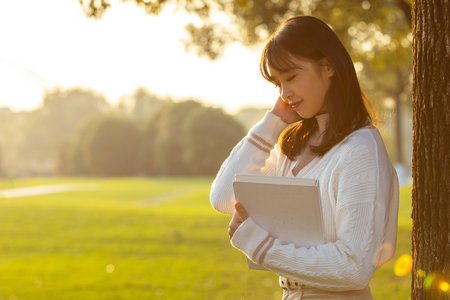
[354,62,364,73]
[439,281,449,292]
[106,264,115,273]
[0,0,276,113]
[361,41,373,52]
[423,272,435,289]
[417,269,425,278]
[383,97,396,109]
[394,254,412,276]
[332,8,342,17]
[361,1,371,10]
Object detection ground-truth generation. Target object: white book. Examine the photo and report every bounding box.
[232,174,325,270]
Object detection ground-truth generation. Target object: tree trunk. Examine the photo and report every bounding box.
[411,0,450,299]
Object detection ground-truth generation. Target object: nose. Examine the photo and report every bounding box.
[280,85,293,104]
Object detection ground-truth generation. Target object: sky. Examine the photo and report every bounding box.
[0,0,278,113]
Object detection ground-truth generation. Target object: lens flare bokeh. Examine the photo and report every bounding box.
[394,254,413,276]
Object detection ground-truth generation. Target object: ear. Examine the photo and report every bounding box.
[319,58,335,78]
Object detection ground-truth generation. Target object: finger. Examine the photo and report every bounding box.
[234,202,249,221]
[231,210,241,221]
[228,211,243,239]
[228,227,233,239]
[228,223,238,239]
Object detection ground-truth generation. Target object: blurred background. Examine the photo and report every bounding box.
[0,1,415,299]
[0,0,412,183]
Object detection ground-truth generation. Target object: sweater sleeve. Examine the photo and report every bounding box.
[230,133,398,291]
[210,112,288,215]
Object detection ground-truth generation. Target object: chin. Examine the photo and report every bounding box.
[296,111,314,119]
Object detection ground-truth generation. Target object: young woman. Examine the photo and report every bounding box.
[210,16,399,299]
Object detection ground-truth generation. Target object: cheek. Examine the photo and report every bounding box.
[312,78,330,100]
[294,74,329,103]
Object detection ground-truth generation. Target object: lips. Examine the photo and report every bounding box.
[290,99,303,109]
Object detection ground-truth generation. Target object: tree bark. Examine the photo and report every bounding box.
[411,0,450,299]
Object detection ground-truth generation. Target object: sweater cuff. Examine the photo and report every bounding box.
[248,112,289,147]
[230,218,273,264]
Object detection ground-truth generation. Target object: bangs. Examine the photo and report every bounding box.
[260,40,300,84]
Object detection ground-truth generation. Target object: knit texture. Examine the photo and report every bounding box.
[210,111,399,292]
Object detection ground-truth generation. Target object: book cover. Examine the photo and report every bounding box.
[232,174,324,270]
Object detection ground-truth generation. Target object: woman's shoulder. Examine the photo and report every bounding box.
[342,125,382,147]
[334,125,386,161]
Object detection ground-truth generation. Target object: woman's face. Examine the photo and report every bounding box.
[269,55,334,119]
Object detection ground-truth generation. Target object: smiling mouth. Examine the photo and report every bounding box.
[290,100,303,109]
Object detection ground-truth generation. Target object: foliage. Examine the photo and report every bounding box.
[59,98,244,177]
[58,118,98,176]
[71,115,143,176]
[140,100,245,176]
[16,88,111,174]
[0,110,31,176]
[2,82,412,177]
[144,100,204,175]
[117,87,167,121]
[181,106,245,175]
[2,84,244,177]
[78,0,413,167]
[0,144,4,177]
[234,106,270,131]
[78,0,411,61]
[0,177,412,299]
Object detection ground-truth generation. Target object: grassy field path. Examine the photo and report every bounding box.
[0,178,411,299]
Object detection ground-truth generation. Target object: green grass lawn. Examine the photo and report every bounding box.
[0,177,412,299]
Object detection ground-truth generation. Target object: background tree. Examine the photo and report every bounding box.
[137,114,160,176]
[57,139,72,176]
[143,100,204,175]
[234,106,269,131]
[136,104,170,176]
[0,108,21,176]
[181,106,245,175]
[117,87,166,121]
[58,122,97,176]
[79,0,411,59]
[58,118,99,176]
[411,0,449,298]
[0,144,4,177]
[18,88,110,174]
[79,0,413,178]
[68,115,143,176]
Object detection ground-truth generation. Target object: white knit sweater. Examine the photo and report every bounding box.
[210,112,399,291]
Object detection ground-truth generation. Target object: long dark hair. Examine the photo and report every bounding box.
[260,16,376,160]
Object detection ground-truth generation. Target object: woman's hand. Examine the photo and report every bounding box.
[228,202,249,239]
[270,96,302,124]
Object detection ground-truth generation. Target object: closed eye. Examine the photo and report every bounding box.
[272,72,296,88]
[286,75,296,82]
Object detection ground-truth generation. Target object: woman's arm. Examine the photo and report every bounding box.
[210,111,288,214]
[230,133,399,291]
